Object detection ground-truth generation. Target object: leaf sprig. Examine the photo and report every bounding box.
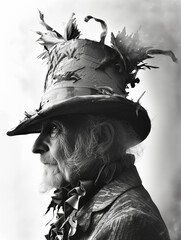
[37,11,81,51]
[36,12,178,89]
[111,27,178,87]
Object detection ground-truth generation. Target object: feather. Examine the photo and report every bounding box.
[64,13,81,41]
[36,12,177,91]
[36,30,63,50]
[111,28,152,68]
[37,10,64,51]
[147,49,178,63]
[38,9,62,38]
[111,27,178,88]
[111,32,127,71]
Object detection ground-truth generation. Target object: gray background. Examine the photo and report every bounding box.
[0,0,180,239]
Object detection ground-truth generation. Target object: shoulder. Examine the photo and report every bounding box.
[95,209,170,240]
[93,186,170,240]
[105,185,166,227]
[106,184,161,219]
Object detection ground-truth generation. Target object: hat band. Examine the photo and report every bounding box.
[40,86,126,108]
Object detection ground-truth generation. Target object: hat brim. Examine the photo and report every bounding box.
[7,95,151,143]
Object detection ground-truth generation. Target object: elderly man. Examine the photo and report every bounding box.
[7,13,176,239]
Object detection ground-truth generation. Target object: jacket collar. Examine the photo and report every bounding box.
[76,165,142,232]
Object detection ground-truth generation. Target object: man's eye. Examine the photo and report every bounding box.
[50,124,58,136]
[42,121,62,137]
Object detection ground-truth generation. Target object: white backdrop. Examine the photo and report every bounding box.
[0,0,181,239]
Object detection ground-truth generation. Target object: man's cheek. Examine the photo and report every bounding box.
[53,143,67,162]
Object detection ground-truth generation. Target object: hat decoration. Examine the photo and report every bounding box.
[7,11,177,140]
[37,11,177,90]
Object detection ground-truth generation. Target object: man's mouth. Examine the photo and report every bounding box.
[42,162,57,165]
[40,157,57,165]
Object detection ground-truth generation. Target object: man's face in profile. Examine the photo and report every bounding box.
[32,115,122,193]
[32,115,99,192]
[32,118,76,192]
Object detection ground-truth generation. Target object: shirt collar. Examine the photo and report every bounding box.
[76,165,142,231]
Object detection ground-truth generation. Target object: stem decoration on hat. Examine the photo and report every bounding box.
[6,11,177,138]
[36,11,178,90]
[84,15,108,44]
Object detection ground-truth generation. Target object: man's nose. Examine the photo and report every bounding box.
[32,134,49,154]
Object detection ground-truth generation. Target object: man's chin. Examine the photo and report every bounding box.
[39,164,64,193]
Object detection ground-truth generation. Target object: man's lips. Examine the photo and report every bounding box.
[41,161,57,165]
[40,157,57,165]
[43,162,57,165]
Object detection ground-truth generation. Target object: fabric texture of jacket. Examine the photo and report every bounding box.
[72,166,170,239]
[46,165,170,240]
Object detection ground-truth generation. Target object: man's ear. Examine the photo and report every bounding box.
[97,122,115,153]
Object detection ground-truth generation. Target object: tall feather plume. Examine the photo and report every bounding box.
[36,12,81,91]
[37,10,64,51]
[111,28,178,87]
[64,13,81,41]
[37,11,81,56]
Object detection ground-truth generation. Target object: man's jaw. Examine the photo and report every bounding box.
[39,163,64,193]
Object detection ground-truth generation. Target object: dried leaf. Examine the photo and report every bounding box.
[111,27,178,88]
[38,10,62,38]
[36,31,63,51]
[147,49,178,63]
[37,10,64,51]
[64,13,81,40]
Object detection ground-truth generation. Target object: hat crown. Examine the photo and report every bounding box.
[36,11,177,113]
[41,38,128,109]
[37,12,177,98]
[6,12,177,138]
[45,39,126,91]
[45,39,126,89]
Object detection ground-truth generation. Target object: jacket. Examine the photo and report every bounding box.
[46,166,170,240]
[72,166,170,239]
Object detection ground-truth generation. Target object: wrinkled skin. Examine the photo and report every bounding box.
[32,118,77,192]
